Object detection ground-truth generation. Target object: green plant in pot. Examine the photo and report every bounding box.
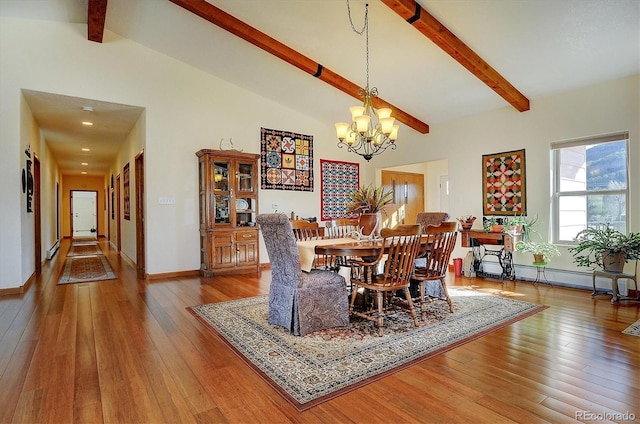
[345,184,393,236]
[569,224,640,271]
[515,240,560,264]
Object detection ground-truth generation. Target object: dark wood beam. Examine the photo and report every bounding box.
[87,0,107,43]
[168,0,429,134]
[381,0,530,112]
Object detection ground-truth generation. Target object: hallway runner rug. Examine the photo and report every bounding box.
[189,287,547,411]
[72,236,98,243]
[67,243,102,257]
[58,255,116,284]
[622,318,640,337]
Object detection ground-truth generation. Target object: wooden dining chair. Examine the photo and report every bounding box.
[290,219,321,241]
[411,222,458,318]
[324,218,360,238]
[349,224,422,336]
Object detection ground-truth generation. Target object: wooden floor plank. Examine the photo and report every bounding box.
[1,238,638,423]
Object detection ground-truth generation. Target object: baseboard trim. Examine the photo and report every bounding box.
[147,270,200,280]
[0,272,36,296]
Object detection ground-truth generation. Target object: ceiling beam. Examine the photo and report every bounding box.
[168,0,429,134]
[381,0,530,112]
[87,0,107,43]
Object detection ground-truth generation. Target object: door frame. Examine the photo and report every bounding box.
[135,150,146,279]
[116,174,121,252]
[34,154,41,274]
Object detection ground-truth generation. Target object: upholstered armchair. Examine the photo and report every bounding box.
[256,213,350,336]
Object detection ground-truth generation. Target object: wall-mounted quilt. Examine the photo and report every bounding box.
[260,127,313,192]
[482,148,526,215]
[320,159,359,221]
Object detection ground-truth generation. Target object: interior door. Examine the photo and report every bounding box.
[381,170,425,227]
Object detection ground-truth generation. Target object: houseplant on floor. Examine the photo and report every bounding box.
[515,240,560,264]
[346,184,393,237]
[569,224,640,271]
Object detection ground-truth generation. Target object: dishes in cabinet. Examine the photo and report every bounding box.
[236,198,249,211]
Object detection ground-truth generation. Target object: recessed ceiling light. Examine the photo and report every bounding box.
[82,121,93,126]
[81,148,90,152]
[81,171,87,175]
[81,162,88,166]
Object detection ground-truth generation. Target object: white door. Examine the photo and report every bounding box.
[72,191,97,232]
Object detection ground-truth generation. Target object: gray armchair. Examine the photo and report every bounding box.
[256,213,349,336]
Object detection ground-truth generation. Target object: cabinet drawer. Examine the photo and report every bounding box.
[235,230,258,241]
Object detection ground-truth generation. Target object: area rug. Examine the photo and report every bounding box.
[58,255,116,284]
[622,319,640,337]
[67,243,102,257]
[189,288,546,411]
[72,236,98,243]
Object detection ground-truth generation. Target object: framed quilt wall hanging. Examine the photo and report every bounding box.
[260,127,313,191]
[482,148,526,215]
[320,159,359,221]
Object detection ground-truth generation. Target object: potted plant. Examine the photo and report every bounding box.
[515,240,560,264]
[345,184,393,236]
[482,216,501,232]
[569,224,640,271]
[457,215,476,230]
[504,213,538,240]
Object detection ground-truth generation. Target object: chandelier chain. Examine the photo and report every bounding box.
[346,1,370,89]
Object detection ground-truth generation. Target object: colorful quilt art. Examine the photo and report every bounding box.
[320,159,359,221]
[482,149,526,215]
[261,127,313,192]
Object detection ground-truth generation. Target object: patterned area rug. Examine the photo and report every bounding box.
[58,256,116,284]
[189,288,546,411]
[622,319,640,337]
[67,243,102,257]
[72,236,98,243]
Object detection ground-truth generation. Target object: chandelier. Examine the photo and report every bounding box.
[335,2,398,162]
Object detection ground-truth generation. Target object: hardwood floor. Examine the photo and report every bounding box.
[1,238,638,423]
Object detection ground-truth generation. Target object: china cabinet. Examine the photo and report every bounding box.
[196,149,260,277]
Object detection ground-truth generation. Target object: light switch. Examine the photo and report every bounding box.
[159,197,176,205]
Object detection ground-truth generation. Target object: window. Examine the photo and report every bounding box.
[551,132,629,244]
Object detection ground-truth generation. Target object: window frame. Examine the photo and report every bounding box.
[551,132,630,245]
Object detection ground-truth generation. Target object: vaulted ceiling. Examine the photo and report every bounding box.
[2,0,639,175]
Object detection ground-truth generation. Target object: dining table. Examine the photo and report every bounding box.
[296,235,432,273]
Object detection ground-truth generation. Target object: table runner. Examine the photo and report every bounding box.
[296,237,355,272]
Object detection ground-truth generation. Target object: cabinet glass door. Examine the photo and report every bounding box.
[237,162,255,194]
[213,161,230,192]
[214,194,230,224]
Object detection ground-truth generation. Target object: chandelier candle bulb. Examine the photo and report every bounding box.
[377,108,392,119]
[335,123,349,140]
[355,115,370,133]
[380,117,395,134]
[350,106,365,120]
[390,125,399,141]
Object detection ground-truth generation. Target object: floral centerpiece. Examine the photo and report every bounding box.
[345,184,392,215]
[345,184,393,236]
[515,240,560,264]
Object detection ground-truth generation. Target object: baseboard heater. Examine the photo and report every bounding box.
[46,239,60,260]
